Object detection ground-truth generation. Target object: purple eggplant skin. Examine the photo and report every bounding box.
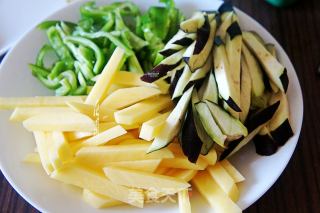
[179,104,203,163]
[227,22,242,40]
[247,101,281,132]
[218,2,234,13]
[225,97,242,112]
[219,136,244,160]
[169,67,184,97]
[193,15,210,55]
[280,69,289,93]
[159,49,180,57]
[270,119,294,146]
[214,36,224,46]
[172,37,194,46]
[141,60,182,83]
[254,134,278,156]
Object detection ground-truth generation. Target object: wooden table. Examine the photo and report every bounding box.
[1,0,319,212]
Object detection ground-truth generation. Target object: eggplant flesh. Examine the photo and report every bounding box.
[185,16,217,72]
[180,12,205,33]
[243,31,288,92]
[191,89,216,155]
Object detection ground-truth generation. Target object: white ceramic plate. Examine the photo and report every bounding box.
[0,0,303,212]
[0,0,67,56]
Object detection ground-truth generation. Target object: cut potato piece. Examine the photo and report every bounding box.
[23,153,41,164]
[104,166,190,194]
[23,111,96,132]
[66,102,95,118]
[86,47,125,105]
[192,170,242,213]
[82,125,127,146]
[200,149,217,166]
[139,112,170,141]
[33,131,54,175]
[76,144,174,168]
[114,96,172,125]
[103,159,161,173]
[220,160,245,183]
[105,133,137,145]
[49,132,73,169]
[51,164,144,208]
[101,87,161,110]
[207,163,240,202]
[160,155,208,170]
[82,189,122,209]
[10,107,72,122]
[65,131,93,142]
[114,71,154,87]
[178,189,192,213]
[0,96,85,110]
[154,167,171,175]
[168,169,198,182]
[118,139,150,145]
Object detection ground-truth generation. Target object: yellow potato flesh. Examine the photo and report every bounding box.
[139,112,170,141]
[0,96,85,109]
[192,170,242,213]
[114,96,172,125]
[101,86,161,110]
[86,47,125,105]
[82,189,123,209]
[23,112,96,132]
[76,144,174,169]
[51,164,144,208]
[220,160,245,183]
[207,163,240,202]
[178,189,192,213]
[104,166,190,194]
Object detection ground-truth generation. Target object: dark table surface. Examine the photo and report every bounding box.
[1,0,320,212]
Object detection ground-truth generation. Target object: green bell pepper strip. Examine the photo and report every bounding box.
[61,21,74,36]
[80,2,112,19]
[74,61,95,81]
[37,20,76,30]
[147,7,170,41]
[128,54,144,74]
[79,45,95,64]
[71,85,88,95]
[64,36,105,74]
[65,41,93,68]
[78,18,94,32]
[77,31,133,55]
[77,72,87,86]
[36,44,55,67]
[59,70,78,91]
[56,78,72,96]
[101,13,115,32]
[47,27,74,69]
[29,64,50,78]
[48,61,66,80]
[37,75,60,90]
[121,30,148,51]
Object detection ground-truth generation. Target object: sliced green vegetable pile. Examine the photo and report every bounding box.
[142,2,293,163]
[29,0,184,96]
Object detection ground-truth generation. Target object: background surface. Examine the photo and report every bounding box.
[1,0,320,212]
